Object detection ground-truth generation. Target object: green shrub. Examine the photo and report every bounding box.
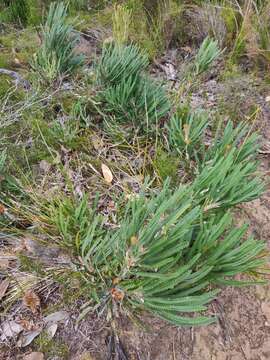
[97,43,170,129]
[34,2,84,81]
[1,116,266,328]
[97,43,149,87]
[44,178,266,326]
[194,37,222,75]
[167,107,209,158]
[167,109,264,209]
[101,74,169,125]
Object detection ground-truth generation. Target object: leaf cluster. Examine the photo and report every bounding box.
[167,109,264,208]
[194,37,222,75]
[96,43,170,129]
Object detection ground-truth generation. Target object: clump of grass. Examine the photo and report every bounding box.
[224,0,270,67]
[97,43,149,86]
[34,1,84,81]
[126,0,182,58]
[167,107,263,207]
[246,1,270,66]
[96,43,170,130]
[145,0,182,54]
[193,36,222,75]
[101,74,170,126]
[0,0,30,26]
[30,176,265,326]
[167,107,209,158]
[112,3,131,45]
[47,195,95,252]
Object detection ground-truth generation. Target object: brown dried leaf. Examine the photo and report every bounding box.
[112,277,120,285]
[0,203,5,214]
[0,279,9,300]
[101,164,113,184]
[23,290,40,314]
[111,287,125,301]
[23,353,44,360]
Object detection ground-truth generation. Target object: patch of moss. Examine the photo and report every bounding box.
[33,333,69,359]
[153,148,179,185]
[54,268,95,305]
[60,94,78,114]
[0,75,13,98]
[0,52,11,68]
[0,74,26,103]
[28,111,94,159]
[0,28,39,65]
[2,114,54,171]
[18,254,45,275]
